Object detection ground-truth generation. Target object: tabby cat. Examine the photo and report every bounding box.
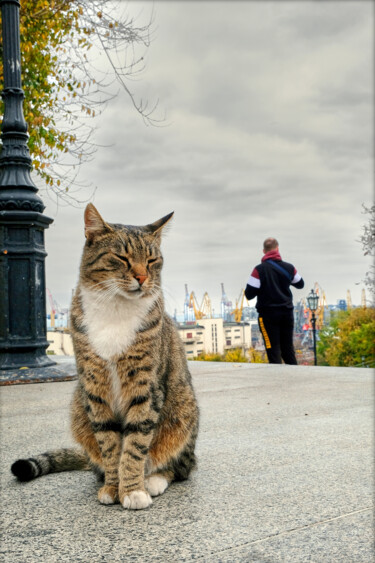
[11,204,199,510]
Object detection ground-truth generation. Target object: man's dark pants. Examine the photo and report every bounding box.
[258,308,297,365]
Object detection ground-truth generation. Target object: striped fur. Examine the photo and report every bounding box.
[11,204,199,511]
[11,448,90,481]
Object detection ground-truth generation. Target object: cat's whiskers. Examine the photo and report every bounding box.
[149,289,164,316]
[150,284,169,303]
[152,283,172,300]
[91,279,118,294]
[90,279,118,291]
[91,280,122,305]
[111,279,141,300]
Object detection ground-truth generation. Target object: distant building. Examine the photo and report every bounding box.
[47,329,74,356]
[177,318,252,358]
[178,322,207,358]
[223,321,251,352]
[46,310,69,329]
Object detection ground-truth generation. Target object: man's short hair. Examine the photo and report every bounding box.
[263,238,279,252]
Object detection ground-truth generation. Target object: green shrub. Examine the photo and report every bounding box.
[317,307,375,367]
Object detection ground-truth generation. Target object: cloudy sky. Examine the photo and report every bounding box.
[42,1,373,317]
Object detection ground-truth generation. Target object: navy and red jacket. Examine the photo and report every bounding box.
[245,250,304,312]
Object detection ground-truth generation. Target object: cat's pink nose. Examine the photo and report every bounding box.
[135,274,147,286]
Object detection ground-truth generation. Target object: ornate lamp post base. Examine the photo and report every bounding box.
[0,210,54,369]
[0,0,55,369]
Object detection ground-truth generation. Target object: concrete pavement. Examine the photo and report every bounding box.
[0,360,373,562]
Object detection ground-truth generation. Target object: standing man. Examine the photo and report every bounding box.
[245,238,304,364]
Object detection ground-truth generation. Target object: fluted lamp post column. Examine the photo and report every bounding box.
[0,0,55,369]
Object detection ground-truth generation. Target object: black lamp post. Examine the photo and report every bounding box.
[306,289,319,366]
[0,0,54,369]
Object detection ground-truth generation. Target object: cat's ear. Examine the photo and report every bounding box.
[84,203,112,241]
[146,212,174,238]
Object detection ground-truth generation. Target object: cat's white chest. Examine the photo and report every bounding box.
[80,288,155,360]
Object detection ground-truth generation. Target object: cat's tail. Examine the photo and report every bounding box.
[11,448,91,482]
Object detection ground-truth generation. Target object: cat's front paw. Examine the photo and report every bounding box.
[121,490,152,510]
[145,475,169,497]
[98,485,118,505]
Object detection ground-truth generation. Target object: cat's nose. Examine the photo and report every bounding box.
[135,274,147,286]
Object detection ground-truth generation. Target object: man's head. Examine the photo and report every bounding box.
[263,237,279,254]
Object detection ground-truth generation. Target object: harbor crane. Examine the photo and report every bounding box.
[361,288,367,308]
[220,283,232,321]
[230,289,249,323]
[315,282,327,329]
[347,290,352,309]
[184,284,191,322]
[47,288,57,328]
[200,292,212,319]
[188,291,212,320]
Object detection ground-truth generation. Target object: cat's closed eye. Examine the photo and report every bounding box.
[114,254,130,267]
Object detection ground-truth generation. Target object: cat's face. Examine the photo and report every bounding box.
[80,204,173,301]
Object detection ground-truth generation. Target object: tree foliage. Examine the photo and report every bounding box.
[248,347,267,363]
[0,0,156,200]
[223,348,248,363]
[317,307,375,367]
[191,351,224,362]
